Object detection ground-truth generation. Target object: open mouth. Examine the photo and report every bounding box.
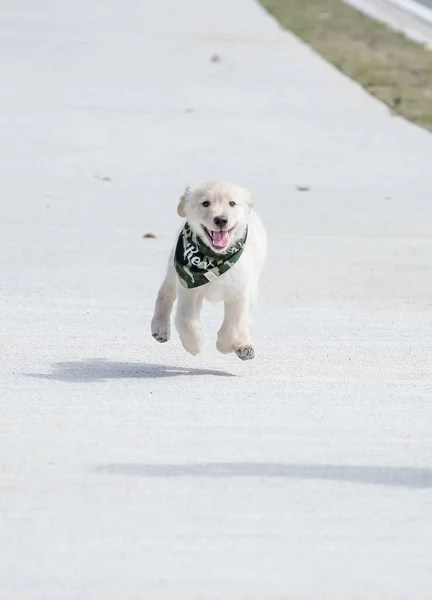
[202,225,235,250]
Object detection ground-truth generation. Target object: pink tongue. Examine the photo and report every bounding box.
[212,230,229,248]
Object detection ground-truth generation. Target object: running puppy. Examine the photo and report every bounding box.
[151,180,267,360]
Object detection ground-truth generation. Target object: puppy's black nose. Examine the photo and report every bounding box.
[213,215,228,228]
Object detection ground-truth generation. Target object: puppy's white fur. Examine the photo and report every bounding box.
[151,180,267,360]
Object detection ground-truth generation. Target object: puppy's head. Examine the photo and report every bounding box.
[177,180,251,253]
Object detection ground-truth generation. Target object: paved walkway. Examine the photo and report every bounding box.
[1,0,432,598]
[417,0,432,9]
[347,0,432,45]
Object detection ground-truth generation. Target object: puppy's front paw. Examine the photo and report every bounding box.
[235,345,255,361]
[151,319,170,344]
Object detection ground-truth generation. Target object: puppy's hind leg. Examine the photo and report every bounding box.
[151,258,177,344]
[175,288,203,356]
[217,294,255,360]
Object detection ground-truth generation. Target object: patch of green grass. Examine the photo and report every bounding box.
[260,0,432,132]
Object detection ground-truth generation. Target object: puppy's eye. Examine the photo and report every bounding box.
[202,200,210,207]
[229,200,236,207]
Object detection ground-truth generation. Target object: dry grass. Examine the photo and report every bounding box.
[260,0,432,132]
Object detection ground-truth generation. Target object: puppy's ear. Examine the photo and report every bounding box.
[177,186,190,218]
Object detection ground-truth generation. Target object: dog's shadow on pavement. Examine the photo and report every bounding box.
[27,360,235,383]
[95,462,432,489]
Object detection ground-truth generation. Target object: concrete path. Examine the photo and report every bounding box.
[1,0,432,598]
[347,0,432,45]
[416,0,432,9]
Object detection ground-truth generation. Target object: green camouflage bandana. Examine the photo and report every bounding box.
[174,223,248,289]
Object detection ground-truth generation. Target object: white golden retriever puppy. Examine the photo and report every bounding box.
[151,180,266,360]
